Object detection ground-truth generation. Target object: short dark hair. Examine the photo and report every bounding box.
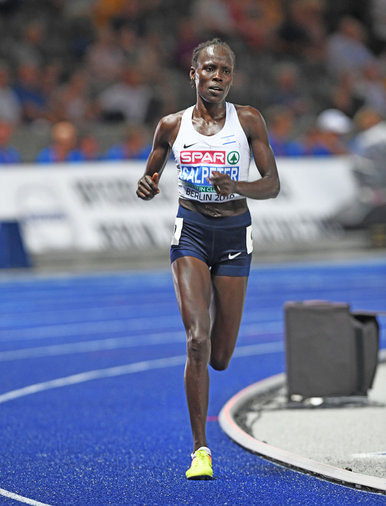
[191,38,236,69]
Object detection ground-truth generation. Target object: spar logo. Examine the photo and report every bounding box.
[181,150,226,164]
[227,151,240,164]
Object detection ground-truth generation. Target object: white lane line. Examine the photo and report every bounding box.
[0,355,187,404]
[0,318,282,342]
[0,487,51,506]
[0,316,180,342]
[0,330,283,362]
[0,342,283,404]
[0,303,175,327]
[0,341,283,505]
[0,332,185,361]
[234,342,283,358]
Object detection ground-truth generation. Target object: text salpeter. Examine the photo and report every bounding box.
[179,165,240,185]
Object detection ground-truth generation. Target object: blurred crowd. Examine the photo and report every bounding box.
[0,0,385,164]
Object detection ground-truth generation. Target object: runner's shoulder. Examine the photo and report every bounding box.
[234,104,267,138]
[158,110,185,134]
[234,104,264,122]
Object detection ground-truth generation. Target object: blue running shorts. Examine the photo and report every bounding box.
[170,205,253,277]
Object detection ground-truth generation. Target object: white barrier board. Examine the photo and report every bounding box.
[0,157,358,253]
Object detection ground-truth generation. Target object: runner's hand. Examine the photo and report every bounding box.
[209,171,237,196]
[136,173,160,200]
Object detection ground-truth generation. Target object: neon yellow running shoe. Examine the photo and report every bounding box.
[186,447,213,480]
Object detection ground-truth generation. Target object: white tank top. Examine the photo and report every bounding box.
[172,102,251,203]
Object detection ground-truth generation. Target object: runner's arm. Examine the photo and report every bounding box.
[210,106,280,200]
[136,115,177,200]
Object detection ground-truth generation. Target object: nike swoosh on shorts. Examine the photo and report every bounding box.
[228,252,242,260]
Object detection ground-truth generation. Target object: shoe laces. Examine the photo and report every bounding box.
[191,449,212,465]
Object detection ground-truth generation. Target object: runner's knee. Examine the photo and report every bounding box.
[186,327,211,363]
[210,351,231,371]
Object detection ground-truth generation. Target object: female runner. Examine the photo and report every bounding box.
[136,38,280,479]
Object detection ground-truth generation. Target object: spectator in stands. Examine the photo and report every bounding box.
[305,108,352,156]
[353,62,386,116]
[191,0,236,39]
[326,16,376,77]
[84,27,125,91]
[105,0,144,33]
[329,72,364,119]
[36,121,85,163]
[79,132,102,161]
[98,65,153,124]
[92,0,127,29]
[40,62,64,113]
[352,107,386,155]
[10,20,47,68]
[228,0,282,52]
[12,62,53,124]
[266,106,305,156]
[275,0,325,62]
[0,63,21,124]
[116,24,142,66]
[269,62,310,116]
[51,70,97,124]
[370,0,386,53]
[173,18,203,72]
[0,120,22,164]
[294,0,326,64]
[104,124,151,161]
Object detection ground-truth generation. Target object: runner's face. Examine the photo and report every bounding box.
[191,45,234,103]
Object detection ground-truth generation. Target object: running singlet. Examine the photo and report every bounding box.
[172,102,251,203]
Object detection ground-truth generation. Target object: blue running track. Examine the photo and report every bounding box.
[0,258,385,505]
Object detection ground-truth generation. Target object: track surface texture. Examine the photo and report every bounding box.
[0,258,385,505]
